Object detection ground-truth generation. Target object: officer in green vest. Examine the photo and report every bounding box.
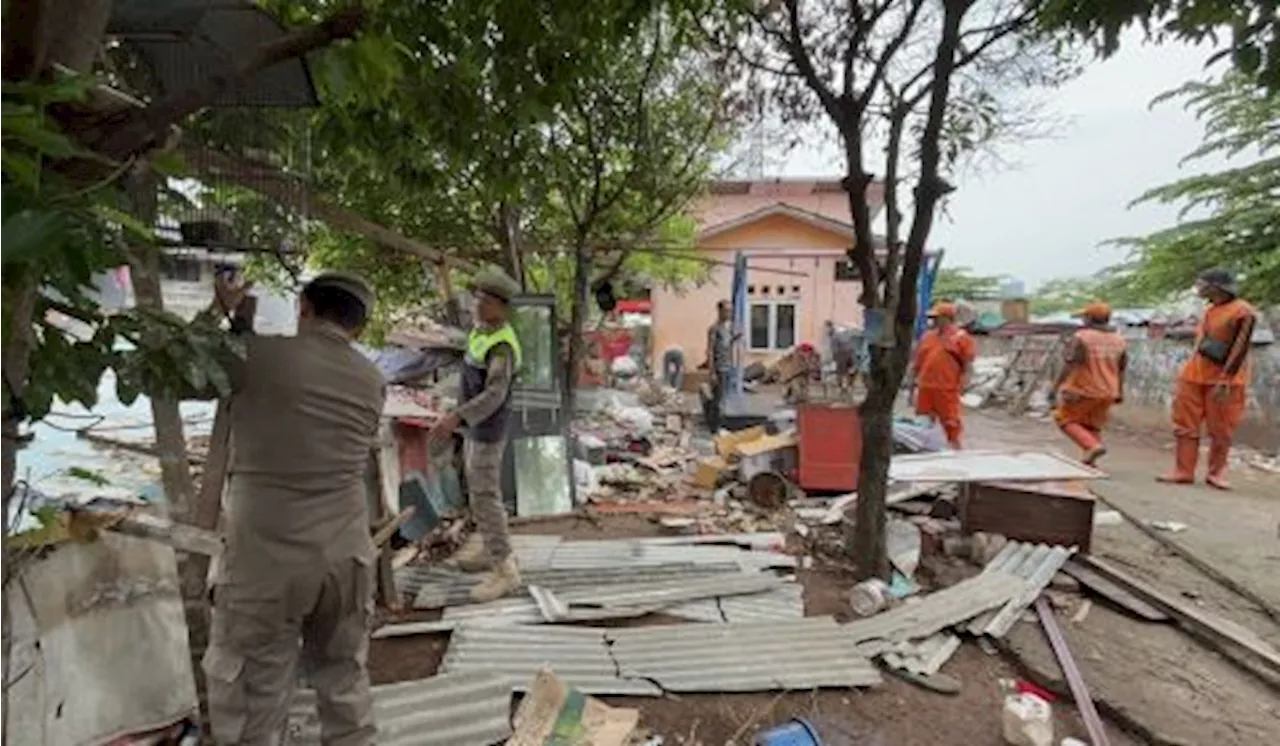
[428,267,524,602]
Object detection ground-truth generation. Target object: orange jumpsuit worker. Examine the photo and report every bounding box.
[913,302,976,449]
[1049,302,1128,466]
[1158,268,1257,490]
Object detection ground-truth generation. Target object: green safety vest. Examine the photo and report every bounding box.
[465,323,523,371]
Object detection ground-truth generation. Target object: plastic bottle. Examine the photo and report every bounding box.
[1001,692,1054,746]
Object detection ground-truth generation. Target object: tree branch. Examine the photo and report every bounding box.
[94,6,365,161]
[855,0,926,113]
[181,143,479,270]
[901,0,970,329]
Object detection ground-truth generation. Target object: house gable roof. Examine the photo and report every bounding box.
[698,202,855,242]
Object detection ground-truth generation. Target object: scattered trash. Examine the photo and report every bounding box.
[1071,599,1093,624]
[508,669,638,746]
[1002,691,1055,746]
[1092,510,1123,527]
[754,718,823,746]
[1149,520,1188,533]
[850,578,893,617]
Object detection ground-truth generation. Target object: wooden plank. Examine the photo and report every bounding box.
[372,507,415,548]
[366,432,401,611]
[1061,559,1168,623]
[1035,597,1112,746]
[1077,555,1280,678]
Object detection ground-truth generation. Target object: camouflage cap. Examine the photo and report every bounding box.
[306,271,376,311]
[469,266,520,304]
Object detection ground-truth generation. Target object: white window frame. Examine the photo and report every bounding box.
[748,300,798,351]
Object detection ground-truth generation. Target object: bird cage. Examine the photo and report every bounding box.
[106,0,318,261]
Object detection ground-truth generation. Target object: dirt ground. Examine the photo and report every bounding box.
[367,409,1279,745]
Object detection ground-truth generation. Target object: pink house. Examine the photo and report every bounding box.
[649,178,885,370]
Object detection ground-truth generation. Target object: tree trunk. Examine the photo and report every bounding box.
[562,244,591,417]
[0,276,38,746]
[848,347,895,580]
[124,171,196,517]
[3,7,114,740]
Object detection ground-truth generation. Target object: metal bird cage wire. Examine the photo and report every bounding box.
[106,0,319,273]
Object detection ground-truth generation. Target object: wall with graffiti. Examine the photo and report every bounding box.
[978,335,1279,450]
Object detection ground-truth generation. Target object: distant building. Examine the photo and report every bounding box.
[648,178,886,371]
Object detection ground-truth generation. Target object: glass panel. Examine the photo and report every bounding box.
[749,303,770,349]
[775,303,796,349]
[510,304,555,389]
[513,436,574,517]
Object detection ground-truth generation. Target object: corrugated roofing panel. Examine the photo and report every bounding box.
[844,572,1026,656]
[967,542,1075,638]
[879,633,961,676]
[607,617,881,692]
[406,562,744,609]
[680,583,804,624]
[439,625,661,696]
[283,671,513,746]
[543,540,798,570]
[440,574,786,625]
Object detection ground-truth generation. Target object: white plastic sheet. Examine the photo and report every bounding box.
[5,532,198,746]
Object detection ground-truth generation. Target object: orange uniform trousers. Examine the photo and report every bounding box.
[1053,395,1111,454]
[916,387,963,448]
[1167,380,1247,482]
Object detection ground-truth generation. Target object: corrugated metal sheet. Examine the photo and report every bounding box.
[668,583,805,624]
[879,633,961,676]
[539,539,799,571]
[843,571,1026,656]
[966,541,1075,638]
[283,672,513,746]
[888,450,1105,482]
[373,619,456,638]
[439,574,788,626]
[405,562,743,609]
[639,532,785,550]
[440,625,661,696]
[440,618,881,695]
[607,617,882,692]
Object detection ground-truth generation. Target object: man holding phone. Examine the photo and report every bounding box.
[1158,268,1257,489]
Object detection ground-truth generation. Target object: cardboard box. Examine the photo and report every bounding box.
[714,426,767,457]
[693,456,730,488]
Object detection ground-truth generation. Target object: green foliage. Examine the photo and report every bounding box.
[1111,74,1280,304]
[2,72,245,424]
[932,266,1007,302]
[1038,0,1280,92]
[1029,266,1168,315]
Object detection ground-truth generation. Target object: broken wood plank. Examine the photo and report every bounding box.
[1076,554,1280,679]
[1035,596,1111,746]
[1092,492,1280,626]
[106,511,222,556]
[1061,559,1168,623]
[372,507,415,548]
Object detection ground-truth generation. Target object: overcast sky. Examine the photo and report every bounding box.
[777,36,1224,291]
